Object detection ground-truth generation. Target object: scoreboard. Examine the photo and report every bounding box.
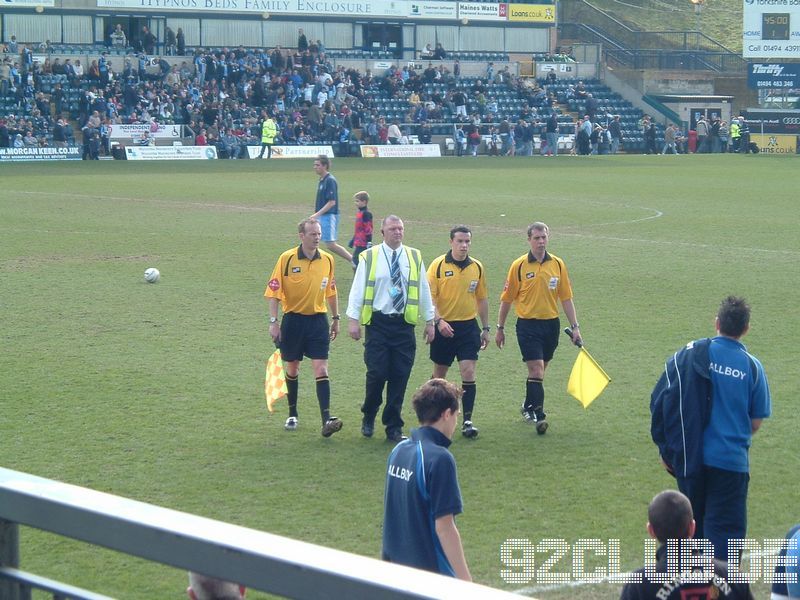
[762,13,790,40]
[743,1,800,58]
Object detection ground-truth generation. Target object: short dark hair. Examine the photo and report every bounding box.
[717,295,750,337]
[648,490,693,543]
[412,379,461,424]
[315,154,330,169]
[450,225,471,239]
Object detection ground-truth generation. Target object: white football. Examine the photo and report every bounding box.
[144,268,160,283]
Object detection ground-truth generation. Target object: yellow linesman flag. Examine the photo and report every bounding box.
[567,347,611,408]
[265,349,288,412]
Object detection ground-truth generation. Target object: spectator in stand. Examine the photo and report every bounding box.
[466,120,481,156]
[72,59,84,81]
[387,119,402,145]
[195,128,207,146]
[142,26,157,55]
[136,130,154,146]
[0,119,9,148]
[298,29,308,53]
[0,58,10,97]
[52,118,66,147]
[111,24,127,48]
[87,60,100,82]
[176,28,185,56]
[7,36,19,55]
[645,121,657,155]
[88,131,101,159]
[418,121,432,144]
[165,27,176,56]
[420,43,434,58]
[545,111,559,157]
[23,130,38,147]
[377,117,389,144]
[609,114,622,154]
[433,43,447,60]
[585,93,598,122]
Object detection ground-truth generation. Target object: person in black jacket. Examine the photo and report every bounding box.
[645,122,657,155]
[620,490,754,600]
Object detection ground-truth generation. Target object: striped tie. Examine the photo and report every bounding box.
[390,250,405,313]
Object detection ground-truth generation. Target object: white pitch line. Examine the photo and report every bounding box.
[5,190,294,214]
[6,190,798,257]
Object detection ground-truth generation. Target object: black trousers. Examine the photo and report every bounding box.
[362,312,416,435]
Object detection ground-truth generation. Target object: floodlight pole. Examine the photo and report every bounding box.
[690,0,705,52]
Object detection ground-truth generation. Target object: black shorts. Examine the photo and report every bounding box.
[516,317,559,362]
[279,312,329,362]
[430,319,481,366]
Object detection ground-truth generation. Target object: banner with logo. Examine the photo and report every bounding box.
[751,133,797,154]
[246,145,334,159]
[360,144,441,158]
[742,110,800,134]
[747,63,800,89]
[0,146,81,161]
[2,0,55,5]
[108,123,183,140]
[409,1,458,19]
[125,146,218,160]
[457,2,507,21]
[507,3,555,22]
[97,0,406,17]
[743,2,800,58]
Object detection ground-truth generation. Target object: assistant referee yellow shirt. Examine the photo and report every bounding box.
[427,252,488,321]
[499,251,572,319]
[264,245,336,315]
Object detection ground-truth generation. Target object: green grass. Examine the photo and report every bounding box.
[585,0,742,52]
[1,155,797,599]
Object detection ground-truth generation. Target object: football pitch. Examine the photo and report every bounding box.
[1,155,797,599]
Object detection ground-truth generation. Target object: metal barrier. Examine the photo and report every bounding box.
[558,0,746,72]
[0,467,522,600]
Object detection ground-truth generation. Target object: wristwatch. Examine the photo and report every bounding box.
[332,315,340,320]
[269,317,278,324]
[496,324,504,330]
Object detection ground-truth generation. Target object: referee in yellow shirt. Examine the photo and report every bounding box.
[496,222,582,435]
[264,218,343,437]
[427,225,490,439]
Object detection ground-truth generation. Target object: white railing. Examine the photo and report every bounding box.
[0,467,524,600]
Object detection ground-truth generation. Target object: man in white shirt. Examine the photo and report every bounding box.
[347,215,435,442]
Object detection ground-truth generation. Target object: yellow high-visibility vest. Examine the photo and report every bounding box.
[360,245,422,326]
[261,119,277,143]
